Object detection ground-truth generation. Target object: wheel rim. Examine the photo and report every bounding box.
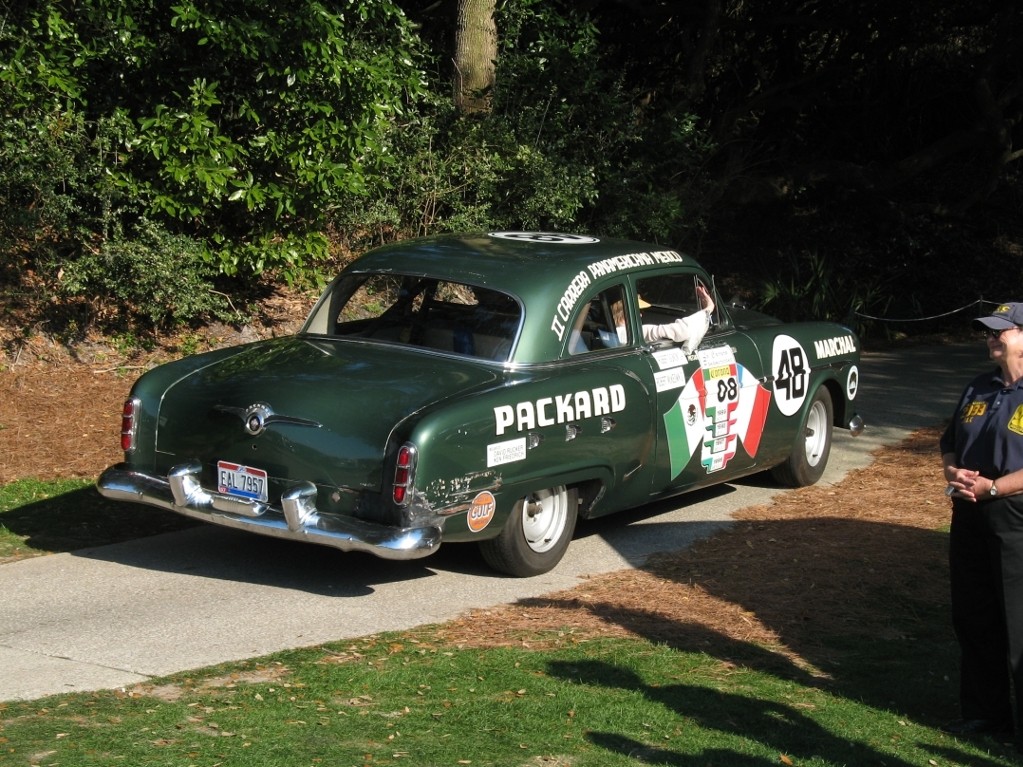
[803,399,829,467]
[521,486,570,554]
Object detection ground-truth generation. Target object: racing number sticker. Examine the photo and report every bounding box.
[716,374,739,404]
[487,232,599,244]
[846,365,859,401]
[772,335,809,417]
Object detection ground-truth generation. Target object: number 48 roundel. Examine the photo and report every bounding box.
[771,335,809,417]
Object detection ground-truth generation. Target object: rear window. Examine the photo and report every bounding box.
[305,274,521,362]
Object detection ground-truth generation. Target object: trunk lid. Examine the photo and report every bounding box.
[153,336,501,492]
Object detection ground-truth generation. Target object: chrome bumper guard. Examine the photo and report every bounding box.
[97,461,442,560]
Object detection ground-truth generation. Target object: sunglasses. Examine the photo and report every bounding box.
[980,326,1023,339]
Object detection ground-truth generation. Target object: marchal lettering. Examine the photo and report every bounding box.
[494,384,627,436]
[814,334,857,359]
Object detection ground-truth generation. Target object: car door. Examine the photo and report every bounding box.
[560,281,661,511]
[632,271,773,495]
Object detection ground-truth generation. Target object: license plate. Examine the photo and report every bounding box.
[217,461,269,503]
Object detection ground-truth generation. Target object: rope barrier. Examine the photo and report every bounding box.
[853,298,1000,324]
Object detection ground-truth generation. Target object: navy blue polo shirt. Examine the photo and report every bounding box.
[940,368,1023,477]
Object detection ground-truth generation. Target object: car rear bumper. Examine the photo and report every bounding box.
[97,462,442,560]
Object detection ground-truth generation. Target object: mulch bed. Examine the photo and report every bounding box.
[427,428,948,675]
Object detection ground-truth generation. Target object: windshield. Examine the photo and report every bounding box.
[303,273,522,362]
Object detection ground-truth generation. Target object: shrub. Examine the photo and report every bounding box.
[59,219,235,329]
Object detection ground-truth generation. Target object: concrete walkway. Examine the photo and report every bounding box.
[0,342,987,701]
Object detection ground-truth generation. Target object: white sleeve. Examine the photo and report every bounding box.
[641,310,711,350]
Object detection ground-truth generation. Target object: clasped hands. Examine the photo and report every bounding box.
[944,467,996,502]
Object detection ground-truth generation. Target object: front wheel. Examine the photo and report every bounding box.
[771,386,833,487]
[479,486,578,577]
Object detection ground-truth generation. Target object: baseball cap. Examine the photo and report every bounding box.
[973,303,1023,331]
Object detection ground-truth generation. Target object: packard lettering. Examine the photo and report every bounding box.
[494,384,627,436]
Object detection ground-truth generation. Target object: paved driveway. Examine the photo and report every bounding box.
[0,342,986,701]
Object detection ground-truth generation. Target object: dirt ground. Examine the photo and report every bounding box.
[0,332,950,670]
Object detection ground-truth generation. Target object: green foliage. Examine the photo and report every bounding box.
[491,1,714,242]
[331,2,716,251]
[0,0,427,290]
[114,0,426,277]
[2,0,1013,336]
[758,248,900,333]
[59,218,236,328]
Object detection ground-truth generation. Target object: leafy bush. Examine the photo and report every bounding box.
[0,0,427,286]
[59,219,235,329]
[112,0,427,279]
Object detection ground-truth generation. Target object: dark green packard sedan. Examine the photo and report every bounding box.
[98,232,863,576]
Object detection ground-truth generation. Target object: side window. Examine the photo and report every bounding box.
[636,273,701,323]
[638,273,720,326]
[568,285,630,355]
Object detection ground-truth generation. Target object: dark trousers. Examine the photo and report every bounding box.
[949,496,1023,730]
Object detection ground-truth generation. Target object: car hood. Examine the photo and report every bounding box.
[152,336,501,492]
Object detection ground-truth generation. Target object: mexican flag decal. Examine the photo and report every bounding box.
[663,346,772,478]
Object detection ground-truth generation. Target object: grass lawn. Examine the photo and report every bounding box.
[0,478,195,562]
[0,626,1016,766]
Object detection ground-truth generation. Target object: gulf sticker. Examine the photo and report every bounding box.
[467,491,497,532]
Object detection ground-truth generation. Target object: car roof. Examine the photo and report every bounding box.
[341,232,710,363]
[347,232,705,295]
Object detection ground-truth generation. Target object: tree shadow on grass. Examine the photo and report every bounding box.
[518,514,1020,766]
[549,659,1010,767]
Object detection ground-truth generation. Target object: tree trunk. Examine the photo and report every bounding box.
[453,0,497,114]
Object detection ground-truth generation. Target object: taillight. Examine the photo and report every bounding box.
[120,397,140,453]
[392,444,417,505]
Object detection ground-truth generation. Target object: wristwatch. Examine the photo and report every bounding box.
[990,481,999,497]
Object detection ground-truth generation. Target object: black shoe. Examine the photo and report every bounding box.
[942,718,1014,737]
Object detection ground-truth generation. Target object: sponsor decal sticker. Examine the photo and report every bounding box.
[655,368,687,393]
[814,334,858,359]
[847,365,859,401]
[652,348,689,370]
[662,346,772,477]
[488,232,600,244]
[487,437,527,467]
[467,491,497,532]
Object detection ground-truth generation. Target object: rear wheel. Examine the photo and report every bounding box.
[771,386,833,487]
[479,486,578,577]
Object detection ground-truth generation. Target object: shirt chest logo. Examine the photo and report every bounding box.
[1009,405,1023,436]
[961,401,987,423]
